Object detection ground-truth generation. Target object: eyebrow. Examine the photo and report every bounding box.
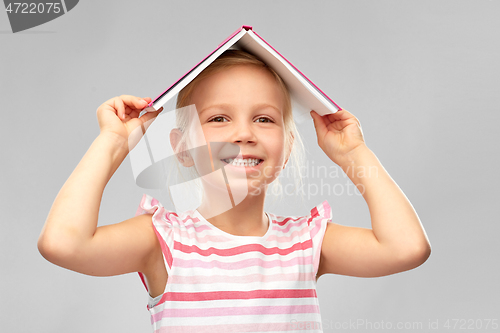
[199,103,282,116]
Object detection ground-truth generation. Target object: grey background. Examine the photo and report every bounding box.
[1,1,499,332]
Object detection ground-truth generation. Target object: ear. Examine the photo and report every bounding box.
[283,132,295,169]
[170,128,194,167]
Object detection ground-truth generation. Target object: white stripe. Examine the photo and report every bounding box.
[169,262,314,275]
[170,263,315,278]
[151,313,322,328]
[162,279,316,293]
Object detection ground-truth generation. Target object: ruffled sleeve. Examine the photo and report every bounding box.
[135,194,163,216]
[135,194,176,292]
[306,200,332,276]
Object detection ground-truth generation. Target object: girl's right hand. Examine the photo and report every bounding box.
[96,95,162,150]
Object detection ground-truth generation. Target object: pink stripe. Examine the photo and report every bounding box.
[167,272,314,285]
[137,272,148,292]
[153,226,173,270]
[322,200,331,219]
[152,288,317,311]
[154,215,230,241]
[275,216,303,226]
[310,221,322,276]
[311,201,331,275]
[136,194,164,292]
[309,200,330,239]
[307,207,319,227]
[163,210,179,220]
[154,321,322,333]
[309,215,322,240]
[179,215,200,225]
[266,225,309,243]
[274,217,308,234]
[153,304,319,322]
[174,239,312,256]
[156,222,212,234]
[135,194,149,216]
[174,255,312,270]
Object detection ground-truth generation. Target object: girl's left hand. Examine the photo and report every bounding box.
[310,109,366,167]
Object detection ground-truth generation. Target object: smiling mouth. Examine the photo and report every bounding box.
[221,158,263,167]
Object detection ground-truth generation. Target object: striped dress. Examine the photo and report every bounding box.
[136,194,331,333]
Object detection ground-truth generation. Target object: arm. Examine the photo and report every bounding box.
[310,110,431,278]
[38,95,163,277]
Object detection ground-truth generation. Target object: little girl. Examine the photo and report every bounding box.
[38,50,431,332]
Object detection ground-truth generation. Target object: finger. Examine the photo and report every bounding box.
[327,109,352,121]
[328,109,361,126]
[140,107,163,130]
[313,110,339,129]
[112,97,126,120]
[326,111,361,131]
[127,109,140,119]
[119,95,149,113]
[126,100,155,119]
[310,110,329,139]
[100,96,122,119]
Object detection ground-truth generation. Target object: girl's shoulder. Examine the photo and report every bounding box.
[269,200,332,227]
[135,194,197,226]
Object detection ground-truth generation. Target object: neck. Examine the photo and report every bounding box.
[197,182,269,237]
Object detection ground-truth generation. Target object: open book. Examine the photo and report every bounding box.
[129,25,343,202]
[143,25,341,123]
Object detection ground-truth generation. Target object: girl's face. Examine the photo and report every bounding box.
[187,64,288,195]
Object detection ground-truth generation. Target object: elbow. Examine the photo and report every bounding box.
[37,230,78,266]
[38,233,60,264]
[399,240,432,270]
[413,241,431,266]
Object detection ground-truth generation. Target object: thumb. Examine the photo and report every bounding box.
[310,110,328,138]
[140,106,163,128]
[126,107,163,152]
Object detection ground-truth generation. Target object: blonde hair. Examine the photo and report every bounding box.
[173,49,305,202]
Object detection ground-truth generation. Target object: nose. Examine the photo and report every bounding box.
[232,120,256,144]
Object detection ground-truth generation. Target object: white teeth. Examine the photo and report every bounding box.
[222,158,262,167]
